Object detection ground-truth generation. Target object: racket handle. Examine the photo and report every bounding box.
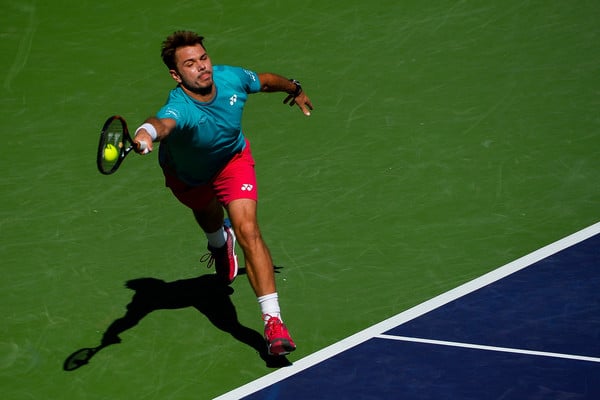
[138,140,150,154]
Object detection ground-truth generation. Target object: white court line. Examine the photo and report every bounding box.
[376,334,600,363]
[215,221,600,400]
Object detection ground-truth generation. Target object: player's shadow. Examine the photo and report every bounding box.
[63,269,290,371]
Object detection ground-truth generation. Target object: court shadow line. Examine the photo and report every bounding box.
[63,270,290,371]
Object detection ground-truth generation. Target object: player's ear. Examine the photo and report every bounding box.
[169,69,182,83]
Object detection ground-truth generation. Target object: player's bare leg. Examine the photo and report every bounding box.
[227,198,296,355]
[192,196,224,233]
[226,198,275,296]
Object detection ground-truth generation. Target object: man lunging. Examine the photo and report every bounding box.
[133,31,313,356]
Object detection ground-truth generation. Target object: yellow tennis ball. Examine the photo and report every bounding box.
[104,144,119,162]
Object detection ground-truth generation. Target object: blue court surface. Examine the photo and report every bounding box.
[217,222,600,399]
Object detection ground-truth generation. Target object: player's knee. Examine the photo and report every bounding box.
[234,220,262,248]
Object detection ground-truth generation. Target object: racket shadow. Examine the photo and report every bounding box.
[63,271,290,371]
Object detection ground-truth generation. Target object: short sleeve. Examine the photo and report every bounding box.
[238,67,261,94]
[157,101,192,128]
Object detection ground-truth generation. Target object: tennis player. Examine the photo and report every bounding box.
[132,31,313,356]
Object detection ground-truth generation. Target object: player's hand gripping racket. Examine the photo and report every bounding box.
[96,115,147,175]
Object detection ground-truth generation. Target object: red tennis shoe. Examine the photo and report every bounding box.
[204,223,238,284]
[264,316,296,356]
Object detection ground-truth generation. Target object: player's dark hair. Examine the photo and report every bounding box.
[161,31,206,70]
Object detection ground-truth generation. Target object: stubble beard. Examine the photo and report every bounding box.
[182,80,213,96]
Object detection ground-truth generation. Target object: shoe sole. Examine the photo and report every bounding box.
[226,226,239,284]
[267,339,296,356]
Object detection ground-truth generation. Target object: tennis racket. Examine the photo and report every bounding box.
[96,115,147,175]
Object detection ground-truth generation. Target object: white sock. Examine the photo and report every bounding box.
[258,293,281,323]
[206,227,227,248]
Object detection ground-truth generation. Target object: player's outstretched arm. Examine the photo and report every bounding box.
[258,73,313,116]
[133,117,176,154]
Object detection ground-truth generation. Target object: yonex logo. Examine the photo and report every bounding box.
[241,183,254,191]
[229,94,238,106]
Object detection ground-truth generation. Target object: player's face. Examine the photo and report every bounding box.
[170,44,214,95]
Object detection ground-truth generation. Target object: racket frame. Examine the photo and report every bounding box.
[96,115,136,175]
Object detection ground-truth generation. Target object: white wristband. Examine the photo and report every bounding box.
[135,123,158,141]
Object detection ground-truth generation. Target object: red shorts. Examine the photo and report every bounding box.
[163,140,258,210]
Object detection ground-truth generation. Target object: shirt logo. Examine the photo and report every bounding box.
[229,94,238,106]
[243,69,257,81]
[241,183,254,191]
[164,108,181,120]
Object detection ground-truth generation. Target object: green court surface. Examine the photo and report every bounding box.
[2,1,598,399]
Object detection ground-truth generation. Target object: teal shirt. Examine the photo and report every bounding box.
[157,65,261,185]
